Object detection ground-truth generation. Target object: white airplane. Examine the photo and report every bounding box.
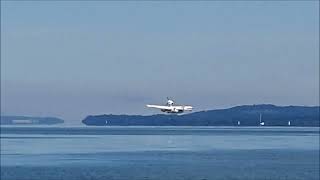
[146,98,193,113]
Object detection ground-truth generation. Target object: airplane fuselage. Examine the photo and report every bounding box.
[147,104,193,114]
[146,98,193,114]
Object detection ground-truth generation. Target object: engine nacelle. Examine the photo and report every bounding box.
[171,108,179,113]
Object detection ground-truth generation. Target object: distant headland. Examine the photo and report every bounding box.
[82,104,319,127]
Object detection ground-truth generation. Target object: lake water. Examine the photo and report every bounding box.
[1,126,319,180]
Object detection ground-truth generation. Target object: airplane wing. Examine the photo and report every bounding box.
[146,105,172,110]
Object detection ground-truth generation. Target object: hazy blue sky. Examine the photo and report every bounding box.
[1,1,319,121]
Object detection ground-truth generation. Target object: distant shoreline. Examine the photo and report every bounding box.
[82,104,320,127]
[1,126,319,136]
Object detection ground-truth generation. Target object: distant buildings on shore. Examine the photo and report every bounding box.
[1,116,64,125]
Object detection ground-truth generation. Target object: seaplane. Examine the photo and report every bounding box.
[146,98,193,114]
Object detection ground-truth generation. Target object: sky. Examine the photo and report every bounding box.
[1,1,319,122]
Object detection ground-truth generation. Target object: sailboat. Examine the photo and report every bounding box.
[259,113,265,126]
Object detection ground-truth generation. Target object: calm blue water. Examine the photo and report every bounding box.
[1,126,319,180]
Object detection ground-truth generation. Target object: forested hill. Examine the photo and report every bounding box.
[82,104,319,126]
